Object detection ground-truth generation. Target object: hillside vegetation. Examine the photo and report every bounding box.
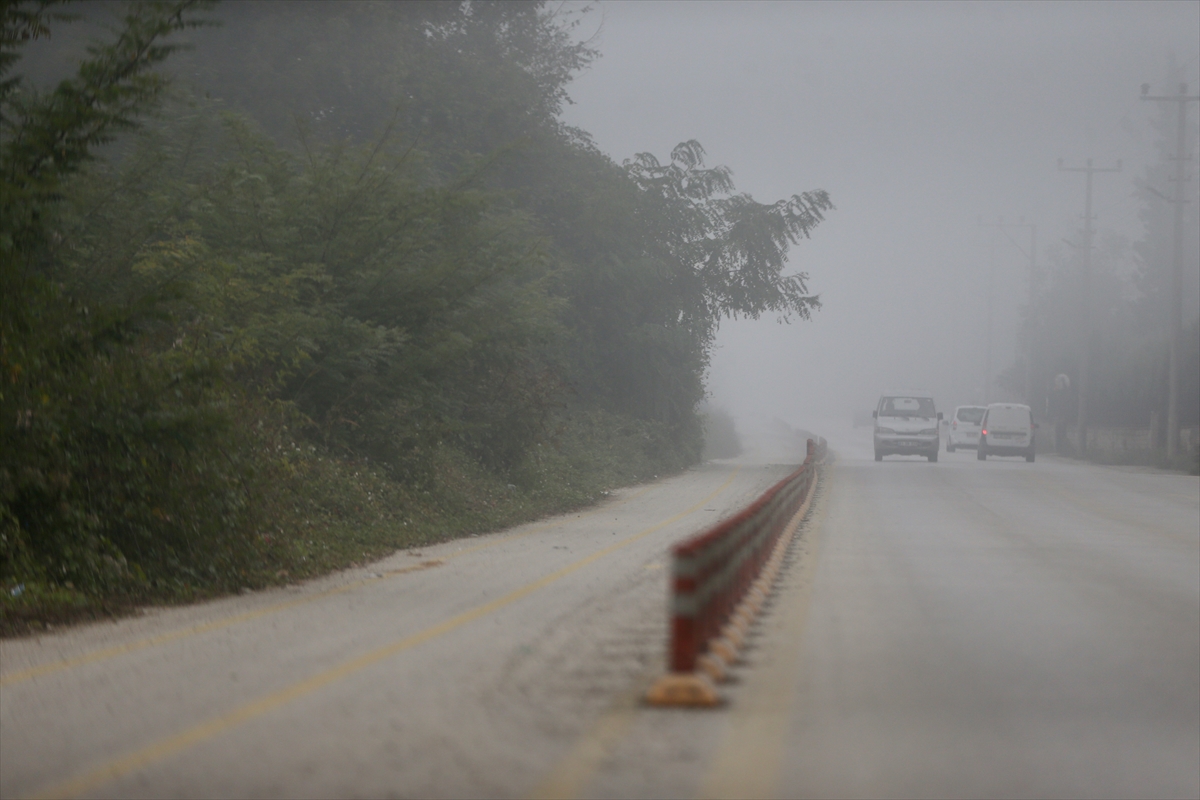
[0,1,830,632]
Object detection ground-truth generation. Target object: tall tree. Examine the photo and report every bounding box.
[625,140,833,347]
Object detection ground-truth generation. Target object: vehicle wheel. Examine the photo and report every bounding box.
[875,450,883,462]
[947,442,955,452]
[977,447,986,461]
[928,450,938,462]
[1026,448,1035,463]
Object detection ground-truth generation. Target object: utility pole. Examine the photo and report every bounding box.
[985,234,995,404]
[1058,157,1122,457]
[979,217,1038,405]
[1141,82,1199,461]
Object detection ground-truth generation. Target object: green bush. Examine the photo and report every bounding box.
[2,3,829,632]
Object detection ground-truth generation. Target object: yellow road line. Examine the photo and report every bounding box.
[528,682,649,800]
[28,468,740,800]
[1,561,437,688]
[697,466,829,800]
[0,486,652,688]
[530,466,820,800]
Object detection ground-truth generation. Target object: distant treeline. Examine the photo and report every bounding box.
[1000,232,1199,443]
[998,61,1199,448]
[1,1,829,617]
[1005,236,1199,435]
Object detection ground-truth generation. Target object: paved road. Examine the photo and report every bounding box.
[3,428,1197,799]
[772,443,1199,799]
[585,431,1200,800]
[0,457,797,799]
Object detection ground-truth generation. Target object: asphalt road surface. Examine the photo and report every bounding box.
[2,428,1198,799]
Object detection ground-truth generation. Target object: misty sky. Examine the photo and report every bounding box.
[559,0,1200,432]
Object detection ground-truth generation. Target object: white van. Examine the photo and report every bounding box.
[946,405,987,452]
[873,391,942,462]
[977,403,1037,462]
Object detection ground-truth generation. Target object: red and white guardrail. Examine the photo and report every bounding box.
[645,437,826,706]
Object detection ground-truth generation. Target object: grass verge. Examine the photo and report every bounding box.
[1,408,696,637]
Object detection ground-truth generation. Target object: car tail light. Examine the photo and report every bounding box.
[981,429,987,436]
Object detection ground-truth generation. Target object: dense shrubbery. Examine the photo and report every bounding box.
[1,1,830,628]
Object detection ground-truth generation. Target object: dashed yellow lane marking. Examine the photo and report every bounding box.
[697,466,830,800]
[27,469,740,800]
[0,487,653,689]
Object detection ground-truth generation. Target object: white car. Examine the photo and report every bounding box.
[977,403,1037,462]
[873,391,942,462]
[946,405,987,452]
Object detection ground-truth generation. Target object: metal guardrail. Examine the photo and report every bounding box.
[646,437,826,706]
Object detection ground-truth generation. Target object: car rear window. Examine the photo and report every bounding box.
[956,408,985,424]
[985,406,1031,428]
[880,396,936,417]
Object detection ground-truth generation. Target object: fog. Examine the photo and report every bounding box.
[4,7,1199,793]
[559,0,1200,443]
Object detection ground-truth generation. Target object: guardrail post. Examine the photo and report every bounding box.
[646,438,825,707]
